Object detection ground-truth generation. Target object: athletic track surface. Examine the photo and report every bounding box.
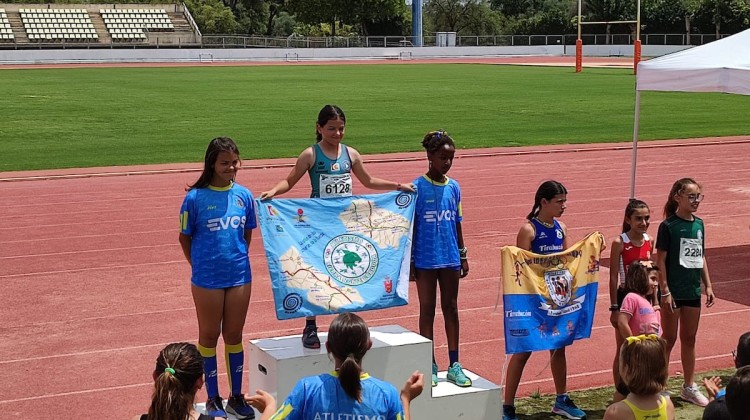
[1,57,748,419]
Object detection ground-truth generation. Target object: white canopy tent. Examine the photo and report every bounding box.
[630,28,750,197]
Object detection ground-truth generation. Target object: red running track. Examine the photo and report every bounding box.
[1,138,749,419]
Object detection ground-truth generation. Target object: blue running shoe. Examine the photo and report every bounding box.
[503,405,519,420]
[226,394,255,419]
[552,394,586,419]
[431,362,438,387]
[446,362,472,387]
[205,395,227,418]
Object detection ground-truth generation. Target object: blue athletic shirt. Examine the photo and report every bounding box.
[412,175,462,270]
[179,182,257,289]
[308,143,353,198]
[269,372,405,420]
[530,218,565,254]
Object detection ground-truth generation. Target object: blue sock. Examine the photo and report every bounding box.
[449,350,459,366]
[198,344,219,398]
[225,343,244,396]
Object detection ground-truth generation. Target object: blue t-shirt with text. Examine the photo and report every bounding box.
[269,372,404,420]
[179,183,257,288]
[412,175,462,269]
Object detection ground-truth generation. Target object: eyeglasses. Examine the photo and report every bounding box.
[684,193,705,203]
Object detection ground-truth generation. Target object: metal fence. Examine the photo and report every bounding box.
[0,32,726,50]
[200,33,727,49]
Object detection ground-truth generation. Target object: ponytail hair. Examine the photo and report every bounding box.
[316,105,346,142]
[327,313,370,402]
[148,343,203,420]
[188,137,240,191]
[622,199,649,233]
[663,177,699,218]
[527,180,567,220]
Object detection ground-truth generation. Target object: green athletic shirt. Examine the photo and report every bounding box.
[655,214,705,300]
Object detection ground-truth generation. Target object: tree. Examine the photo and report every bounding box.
[584,0,636,43]
[287,0,405,36]
[425,0,485,32]
[265,0,287,36]
[491,0,533,17]
[233,0,270,34]
[185,0,239,33]
[642,0,685,36]
[680,0,701,43]
[461,1,506,34]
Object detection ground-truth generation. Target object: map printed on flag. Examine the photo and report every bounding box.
[256,192,416,320]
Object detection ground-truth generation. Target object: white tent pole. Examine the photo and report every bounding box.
[630,90,641,199]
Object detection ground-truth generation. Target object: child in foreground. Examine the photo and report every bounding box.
[604,334,675,420]
[246,313,424,420]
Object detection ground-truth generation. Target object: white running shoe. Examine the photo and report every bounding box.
[680,383,708,407]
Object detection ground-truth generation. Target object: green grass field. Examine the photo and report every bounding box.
[1,64,749,171]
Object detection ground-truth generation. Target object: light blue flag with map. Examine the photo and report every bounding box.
[256,192,416,320]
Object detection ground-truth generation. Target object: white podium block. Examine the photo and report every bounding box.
[431,369,502,419]
[248,325,502,419]
[248,325,433,403]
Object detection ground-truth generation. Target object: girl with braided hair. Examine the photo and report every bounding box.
[411,130,471,388]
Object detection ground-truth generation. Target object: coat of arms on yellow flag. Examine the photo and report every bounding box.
[501,232,605,354]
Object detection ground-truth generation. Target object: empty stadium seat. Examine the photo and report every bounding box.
[100,8,174,41]
[0,9,15,41]
[19,8,97,42]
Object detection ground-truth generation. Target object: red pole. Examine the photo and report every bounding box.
[575,39,583,73]
[633,39,641,75]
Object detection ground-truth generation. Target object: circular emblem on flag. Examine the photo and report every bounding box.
[395,192,413,208]
[283,293,303,313]
[324,234,379,286]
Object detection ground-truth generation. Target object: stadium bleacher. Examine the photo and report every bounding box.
[0,9,14,41]
[20,8,97,42]
[101,8,174,41]
[0,4,196,45]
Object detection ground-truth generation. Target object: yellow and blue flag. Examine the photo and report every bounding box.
[501,232,604,354]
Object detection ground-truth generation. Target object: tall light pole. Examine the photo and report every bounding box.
[412,0,423,46]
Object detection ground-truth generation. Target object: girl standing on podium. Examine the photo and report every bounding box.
[410,130,471,388]
[179,137,257,419]
[259,105,414,350]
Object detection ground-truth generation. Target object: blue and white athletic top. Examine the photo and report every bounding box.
[530,218,565,255]
[308,143,353,198]
[179,182,257,289]
[268,372,405,420]
[412,175,462,270]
